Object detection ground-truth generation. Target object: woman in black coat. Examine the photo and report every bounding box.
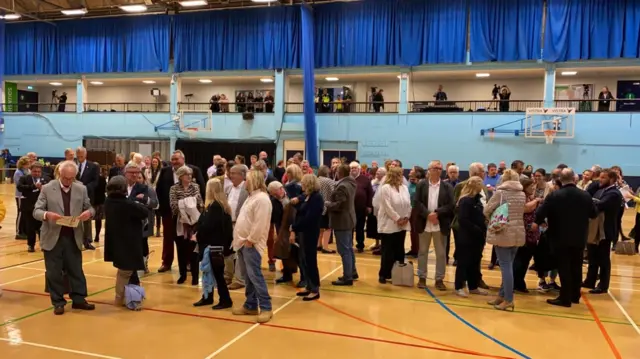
[454,177,488,297]
[291,174,324,301]
[193,178,234,309]
[103,176,149,306]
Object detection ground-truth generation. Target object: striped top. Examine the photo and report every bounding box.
[317,176,335,215]
[169,182,203,216]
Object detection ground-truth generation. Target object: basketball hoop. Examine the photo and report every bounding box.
[544,129,556,144]
[489,128,495,140]
[183,128,198,139]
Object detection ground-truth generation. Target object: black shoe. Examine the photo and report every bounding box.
[53,306,65,315]
[193,296,214,307]
[572,299,580,304]
[317,246,323,252]
[71,301,95,311]
[357,248,364,253]
[405,251,418,258]
[589,288,607,294]
[332,279,353,286]
[321,249,336,254]
[549,282,561,291]
[177,275,187,284]
[296,290,311,297]
[378,277,387,284]
[93,238,100,243]
[302,293,320,302]
[212,301,233,310]
[478,280,490,290]
[15,234,27,240]
[275,277,292,284]
[547,298,571,307]
[488,263,495,270]
[191,278,199,286]
[514,287,530,294]
[84,243,96,250]
[296,281,306,288]
[452,260,458,267]
[581,282,595,290]
[158,265,171,273]
[27,246,35,253]
[338,273,359,281]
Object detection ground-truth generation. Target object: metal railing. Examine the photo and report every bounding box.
[1,103,78,113]
[555,99,640,112]
[409,100,544,113]
[285,102,399,113]
[84,103,170,112]
[178,102,275,113]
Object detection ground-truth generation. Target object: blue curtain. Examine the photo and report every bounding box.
[301,4,318,167]
[543,0,638,62]
[173,7,301,72]
[470,0,543,62]
[4,22,58,75]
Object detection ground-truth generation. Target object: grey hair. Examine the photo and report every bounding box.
[175,165,193,178]
[76,146,87,154]
[125,161,140,170]
[115,153,125,159]
[267,181,283,193]
[254,160,267,171]
[591,165,602,172]
[448,165,460,172]
[231,164,248,179]
[106,176,127,196]
[428,160,442,169]
[58,160,78,175]
[468,162,485,176]
[560,168,576,185]
[376,167,387,175]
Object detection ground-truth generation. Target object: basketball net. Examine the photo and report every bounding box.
[184,128,198,139]
[544,129,556,144]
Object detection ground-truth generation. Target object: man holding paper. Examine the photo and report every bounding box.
[34,160,96,315]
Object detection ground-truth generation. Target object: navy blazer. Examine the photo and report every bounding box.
[593,186,623,242]
[292,191,324,237]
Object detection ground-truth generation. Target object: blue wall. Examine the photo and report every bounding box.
[5,111,640,175]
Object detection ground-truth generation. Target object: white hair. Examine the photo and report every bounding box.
[349,161,360,168]
[469,162,484,176]
[125,161,140,170]
[267,181,283,193]
[76,146,87,154]
[428,160,441,169]
[448,165,459,172]
[231,164,248,179]
[133,153,143,162]
[58,160,78,175]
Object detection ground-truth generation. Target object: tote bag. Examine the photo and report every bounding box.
[488,193,509,233]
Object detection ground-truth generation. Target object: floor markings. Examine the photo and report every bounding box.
[583,294,623,359]
[608,291,640,335]
[0,337,122,359]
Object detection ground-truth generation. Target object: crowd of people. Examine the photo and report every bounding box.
[4,147,639,319]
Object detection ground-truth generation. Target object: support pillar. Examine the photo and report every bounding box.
[399,72,409,114]
[543,64,556,108]
[170,74,180,115]
[76,76,86,114]
[0,19,5,151]
[300,4,319,167]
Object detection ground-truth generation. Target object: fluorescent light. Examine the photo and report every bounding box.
[142,80,156,84]
[49,82,63,86]
[2,14,22,20]
[260,78,274,83]
[325,77,339,81]
[179,0,208,6]
[198,79,212,84]
[475,73,490,78]
[90,81,103,85]
[119,4,147,12]
[561,71,577,76]
[61,8,87,15]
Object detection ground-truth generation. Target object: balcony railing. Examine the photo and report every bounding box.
[178,102,275,113]
[84,103,170,112]
[1,103,78,112]
[285,102,399,113]
[555,99,640,112]
[409,100,543,113]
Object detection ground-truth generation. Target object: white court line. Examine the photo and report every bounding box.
[0,258,104,287]
[0,337,122,359]
[608,291,640,335]
[203,264,343,359]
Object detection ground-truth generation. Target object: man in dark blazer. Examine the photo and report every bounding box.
[326,164,357,286]
[414,160,454,290]
[583,168,623,294]
[155,150,205,272]
[75,147,100,250]
[349,161,373,253]
[534,168,597,307]
[17,162,51,252]
[108,154,126,179]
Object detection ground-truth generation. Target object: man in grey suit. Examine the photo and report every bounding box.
[225,164,249,290]
[33,161,96,315]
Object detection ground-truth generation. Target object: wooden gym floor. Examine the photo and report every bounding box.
[0,184,638,359]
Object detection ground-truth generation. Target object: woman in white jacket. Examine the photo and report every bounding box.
[374,167,411,284]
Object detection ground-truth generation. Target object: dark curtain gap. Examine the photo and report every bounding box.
[175,140,276,174]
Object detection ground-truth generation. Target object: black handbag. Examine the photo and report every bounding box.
[209,245,225,268]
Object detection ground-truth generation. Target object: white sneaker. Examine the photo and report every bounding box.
[455,289,468,298]
[469,288,489,296]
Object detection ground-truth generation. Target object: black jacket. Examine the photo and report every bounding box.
[414,180,455,235]
[103,195,149,270]
[535,184,598,248]
[109,166,124,179]
[593,185,623,242]
[94,176,107,206]
[155,164,206,216]
[456,194,487,246]
[17,175,51,213]
[292,191,324,239]
[76,161,100,204]
[196,201,234,258]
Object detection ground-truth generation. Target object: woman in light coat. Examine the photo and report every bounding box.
[483,169,526,311]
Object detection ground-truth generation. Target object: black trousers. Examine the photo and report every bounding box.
[455,242,483,290]
[354,210,367,250]
[24,212,41,247]
[634,213,640,252]
[612,207,625,248]
[210,252,232,304]
[177,236,198,280]
[93,204,104,242]
[15,198,26,235]
[514,245,535,290]
[585,239,612,290]
[379,231,406,279]
[142,237,149,257]
[44,236,88,307]
[300,232,320,292]
[556,246,583,304]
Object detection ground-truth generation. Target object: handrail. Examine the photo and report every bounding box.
[284,101,399,113]
[84,102,170,113]
[1,103,78,113]
[178,102,275,113]
[409,100,544,113]
[555,98,640,112]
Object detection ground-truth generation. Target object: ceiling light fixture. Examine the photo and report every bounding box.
[561,71,577,76]
[179,0,208,7]
[198,79,212,83]
[2,14,22,20]
[251,0,278,3]
[475,73,490,78]
[61,8,87,15]
[260,78,274,83]
[90,81,104,85]
[325,77,339,81]
[119,4,148,12]
[49,82,63,86]
[142,80,156,84]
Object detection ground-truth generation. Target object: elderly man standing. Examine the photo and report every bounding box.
[225,164,249,290]
[33,161,96,315]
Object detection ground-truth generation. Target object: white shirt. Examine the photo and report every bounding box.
[424,180,441,232]
[232,191,273,254]
[224,176,233,193]
[374,183,411,234]
[59,180,71,193]
[207,165,216,178]
[228,181,244,222]
[127,184,134,197]
[172,169,179,184]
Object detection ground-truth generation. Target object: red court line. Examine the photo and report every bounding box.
[4,288,508,358]
[583,295,623,359]
[316,299,513,359]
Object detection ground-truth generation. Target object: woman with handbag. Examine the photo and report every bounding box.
[193,178,234,309]
[483,170,526,311]
[454,177,488,297]
[170,166,203,285]
[373,167,411,284]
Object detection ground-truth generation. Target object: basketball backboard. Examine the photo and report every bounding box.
[524,108,575,143]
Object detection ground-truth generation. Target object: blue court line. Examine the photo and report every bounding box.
[424,287,532,359]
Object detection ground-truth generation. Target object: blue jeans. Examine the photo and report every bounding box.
[335,230,357,280]
[237,246,272,311]
[495,246,518,302]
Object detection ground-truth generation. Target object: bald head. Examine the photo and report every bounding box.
[559,168,576,185]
